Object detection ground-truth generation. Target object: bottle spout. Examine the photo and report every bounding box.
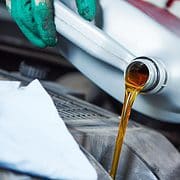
[125,57,167,94]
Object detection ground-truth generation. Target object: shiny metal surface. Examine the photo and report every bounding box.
[54,0,180,123]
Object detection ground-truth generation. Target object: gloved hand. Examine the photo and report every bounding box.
[5,0,96,48]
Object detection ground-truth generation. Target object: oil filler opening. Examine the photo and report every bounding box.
[125,57,167,94]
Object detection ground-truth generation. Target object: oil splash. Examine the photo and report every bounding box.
[110,61,149,179]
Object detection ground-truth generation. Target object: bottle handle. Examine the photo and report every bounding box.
[54,0,135,71]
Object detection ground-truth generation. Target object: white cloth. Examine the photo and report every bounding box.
[0,80,97,180]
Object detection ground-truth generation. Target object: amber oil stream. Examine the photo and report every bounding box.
[110,62,149,179]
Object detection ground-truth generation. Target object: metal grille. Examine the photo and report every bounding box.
[0,70,118,127]
[51,93,108,121]
[49,93,118,127]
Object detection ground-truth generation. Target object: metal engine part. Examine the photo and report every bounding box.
[0,69,179,180]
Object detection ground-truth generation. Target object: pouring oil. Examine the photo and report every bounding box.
[110,61,149,179]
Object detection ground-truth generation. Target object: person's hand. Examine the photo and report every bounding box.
[5,0,96,48]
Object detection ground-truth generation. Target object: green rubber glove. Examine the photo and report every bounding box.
[75,0,96,21]
[6,0,96,48]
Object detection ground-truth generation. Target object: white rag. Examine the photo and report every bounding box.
[0,80,97,180]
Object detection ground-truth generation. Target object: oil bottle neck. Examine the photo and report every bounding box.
[125,57,167,94]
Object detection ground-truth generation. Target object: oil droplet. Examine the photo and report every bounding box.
[110,61,149,179]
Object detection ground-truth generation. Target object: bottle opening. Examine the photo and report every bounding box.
[125,57,167,93]
[125,61,149,90]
